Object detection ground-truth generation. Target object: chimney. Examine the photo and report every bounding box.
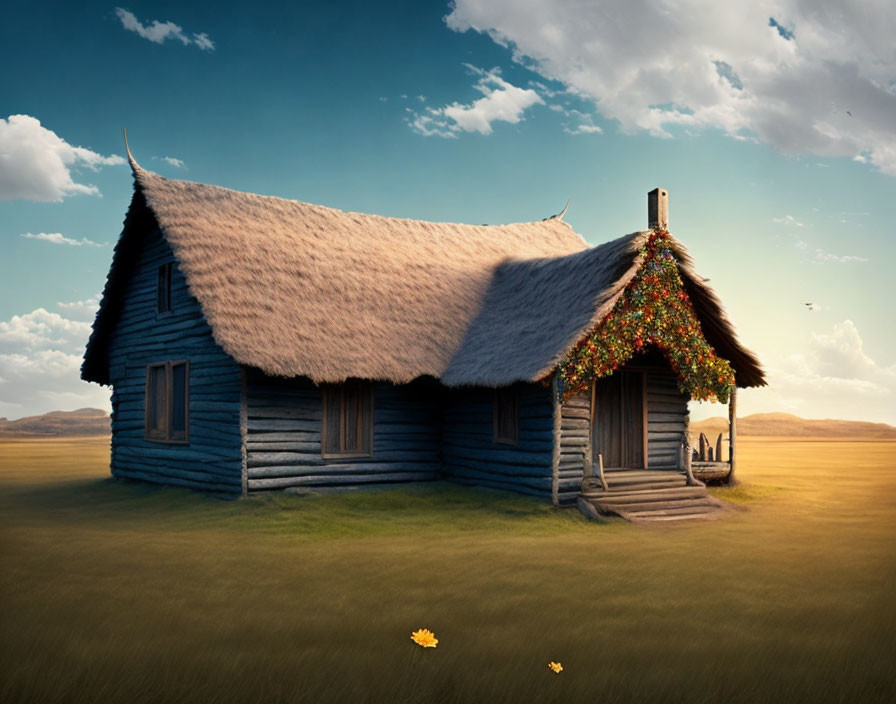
[648,187,669,230]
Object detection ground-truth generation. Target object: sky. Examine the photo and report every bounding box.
[1,0,894,424]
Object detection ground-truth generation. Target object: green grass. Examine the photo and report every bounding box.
[1,437,895,703]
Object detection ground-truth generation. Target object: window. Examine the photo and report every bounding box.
[493,387,519,444]
[145,360,189,442]
[322,381,373,458]
[157,262,173,314]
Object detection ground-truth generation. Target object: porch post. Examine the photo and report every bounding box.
[590,382,608,490]
[683,435,702,486]
[728,384,738,486]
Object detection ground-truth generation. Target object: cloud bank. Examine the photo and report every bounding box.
[722,319,896,425]
[0,301,109,419]
[0,115,124,201]
[446,0,896,174]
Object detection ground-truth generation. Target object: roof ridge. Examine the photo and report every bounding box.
[133,164,584,233]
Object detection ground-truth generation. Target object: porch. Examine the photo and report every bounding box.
[569,348,740,522]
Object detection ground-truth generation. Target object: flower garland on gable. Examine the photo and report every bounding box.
[556,230,736,403]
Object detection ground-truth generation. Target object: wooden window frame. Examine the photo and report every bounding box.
[321,382,374,459]
[157,262,173,315]
[144,359,190,444]
[493,387,519,445]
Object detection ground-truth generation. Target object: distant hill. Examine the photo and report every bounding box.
[691,413,896,439]
[0,408,110,437]
[2,408,893,441]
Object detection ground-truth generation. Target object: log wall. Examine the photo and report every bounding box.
[441,384,554,499]
[107,230,243,495]
[556,389,591,505]
[244,372,441,491]
[103,232,690,502]
[645,366,689,468]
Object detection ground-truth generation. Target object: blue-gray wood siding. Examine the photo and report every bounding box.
[100,230,688,502]
[441,384,554,499]
[557,390,590,505]
[106,230,243,495]
[244,372,441,490]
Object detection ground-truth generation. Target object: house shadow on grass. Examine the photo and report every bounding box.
[2,474,602,538]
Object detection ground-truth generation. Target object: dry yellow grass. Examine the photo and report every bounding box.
[1,436,894,703]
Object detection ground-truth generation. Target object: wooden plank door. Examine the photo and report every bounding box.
[595,374,622,467]
[594,371,645,469]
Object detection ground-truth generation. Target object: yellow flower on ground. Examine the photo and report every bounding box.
[410,628,438,648]
[548,661,563,673]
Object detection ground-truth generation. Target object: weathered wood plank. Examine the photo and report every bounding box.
[248,471,438,490]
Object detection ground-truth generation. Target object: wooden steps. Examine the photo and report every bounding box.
[578,469,728,523]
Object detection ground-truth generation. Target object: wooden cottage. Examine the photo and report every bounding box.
[82,152,764,520]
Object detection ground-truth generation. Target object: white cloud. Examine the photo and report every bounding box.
[811,249,868,263]
[160,156,186,168]
[446,0,896,175]
[559,108,602,135]
[0,307,108,418]
[0,115,125,202]
[192,33,215,51]
[773,215,804,227]
[790,231,867,263]
[21,232,102,247]
[0,309,91,349]
[566,122,602,135]
[792,238,867,262]
[56,296,102,321]
[115,8,215,51]
[409,66,543,137]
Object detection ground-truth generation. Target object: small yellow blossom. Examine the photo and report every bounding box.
[410,628,438,648]
[548,661,563,674]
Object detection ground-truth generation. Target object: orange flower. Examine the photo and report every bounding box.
[410,628,438,648]
[548,661,563,673]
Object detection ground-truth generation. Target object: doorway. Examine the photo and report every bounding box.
[593,370,646,469]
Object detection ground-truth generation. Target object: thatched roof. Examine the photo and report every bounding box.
[443,232,766,388]
[82,160,765,389]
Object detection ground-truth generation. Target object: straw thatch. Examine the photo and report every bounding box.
[443,231,765,387]
[82,160,764,389]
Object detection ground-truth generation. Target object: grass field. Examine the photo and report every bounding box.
[1,437,894,703]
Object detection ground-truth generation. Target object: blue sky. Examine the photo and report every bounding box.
[1,1,894,424]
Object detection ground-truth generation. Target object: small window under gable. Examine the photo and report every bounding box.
[322,381,373,458]
[494,387,519,444]
[157,262,173,314]
[145,360,189,443]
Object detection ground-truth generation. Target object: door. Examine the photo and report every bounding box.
[593,371,645,468]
